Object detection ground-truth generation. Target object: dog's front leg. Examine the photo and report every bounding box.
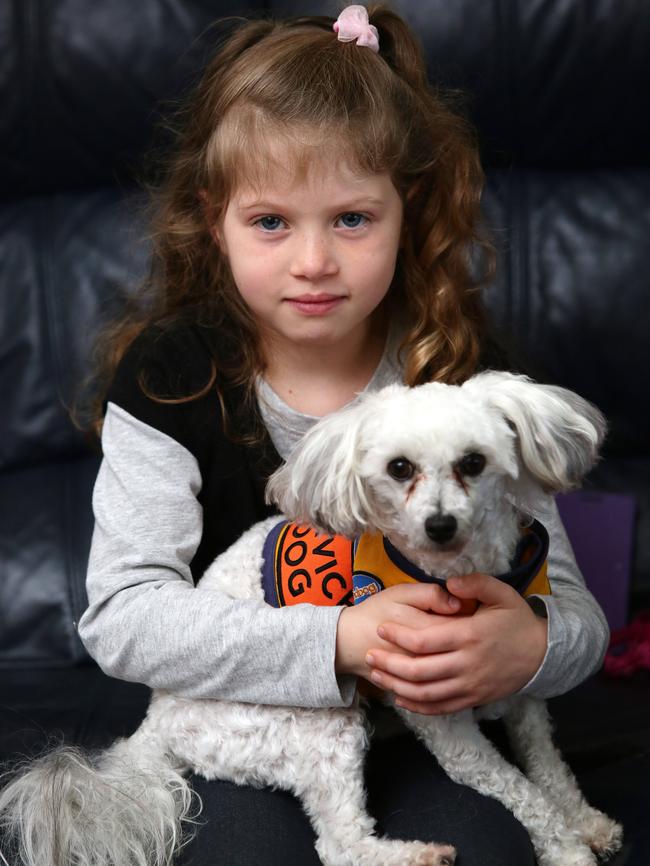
[399,706,599,866]
[502,696,623,860]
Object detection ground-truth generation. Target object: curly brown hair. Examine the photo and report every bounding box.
[79,4,495,441]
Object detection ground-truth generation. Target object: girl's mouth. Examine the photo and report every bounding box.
[285,294,344,315]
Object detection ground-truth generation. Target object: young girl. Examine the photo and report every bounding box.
[76,5,609,864]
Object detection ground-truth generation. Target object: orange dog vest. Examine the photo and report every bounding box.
[261,520,551,608]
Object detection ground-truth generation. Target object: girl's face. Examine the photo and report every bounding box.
[214,163,403,358]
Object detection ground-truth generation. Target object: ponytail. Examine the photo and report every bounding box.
[369,5,428,90]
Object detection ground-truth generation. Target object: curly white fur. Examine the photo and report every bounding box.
[0,372,622,866]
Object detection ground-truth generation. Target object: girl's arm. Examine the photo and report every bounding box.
[361,499,610,715]
[78,401,358,708]
[507,501,610,696]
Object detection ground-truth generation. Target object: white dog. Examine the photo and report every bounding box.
[0,372,623,866]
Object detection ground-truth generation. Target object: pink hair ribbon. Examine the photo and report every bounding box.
[333,5,380,53]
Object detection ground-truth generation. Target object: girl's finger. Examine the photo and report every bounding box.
[388,606,446,631]
[366,647,464,683]
[369,668,470,705]
[377,619,465,654]
[384,582,461,614]
[394,696,474,716]
[447,573,519,607]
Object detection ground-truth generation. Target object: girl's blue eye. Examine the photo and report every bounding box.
[256,216,285,231]
[338,212,367,229]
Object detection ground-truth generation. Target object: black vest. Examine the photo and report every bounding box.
[106,317,281,583]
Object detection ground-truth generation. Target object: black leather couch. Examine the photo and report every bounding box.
[1,1,649,863]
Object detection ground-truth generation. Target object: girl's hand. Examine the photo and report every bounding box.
[364,573,548,716]
[335,583,462,679]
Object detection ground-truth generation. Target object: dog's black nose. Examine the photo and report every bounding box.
[425,514,457,544]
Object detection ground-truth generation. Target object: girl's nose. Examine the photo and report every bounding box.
[289,231,339,280]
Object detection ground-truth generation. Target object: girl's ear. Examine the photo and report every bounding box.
[198,189,224,251]
[463,371,607,493]
[404,178,422,203]
[265,399,373,538]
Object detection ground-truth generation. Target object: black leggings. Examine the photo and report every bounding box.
[176,726,536,866]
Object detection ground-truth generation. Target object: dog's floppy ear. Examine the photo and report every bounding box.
[265,397,373,537]
[463,371,607,492]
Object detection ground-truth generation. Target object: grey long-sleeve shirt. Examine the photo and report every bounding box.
[78,324,610,707]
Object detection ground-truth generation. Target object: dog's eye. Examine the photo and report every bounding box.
[457,452,486,477]
[387,457,415,481]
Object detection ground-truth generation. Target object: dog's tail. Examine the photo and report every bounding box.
[0,728,200,866]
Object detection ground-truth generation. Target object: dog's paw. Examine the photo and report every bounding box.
[568,806,623,859]
[403,841,455,866]
[537,841,598,866]
[413,842,456,866]
[344,838,455,866]
[584,814,623,859]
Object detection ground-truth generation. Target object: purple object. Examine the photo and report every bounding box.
[556,490,636,630]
